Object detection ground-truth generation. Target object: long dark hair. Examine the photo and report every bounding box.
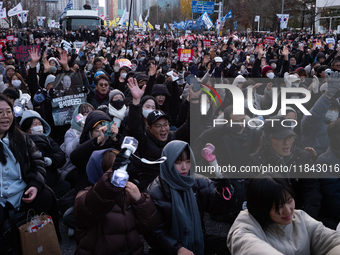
[246,177,295,230]
[0,94,26,166]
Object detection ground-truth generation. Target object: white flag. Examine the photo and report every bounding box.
[55,22,60,29]
[138,14,143,27]
[155,25,160,30]
[276,14,289,29]
[49,19,55,28]
[254,16,260,22]
[0,2,3,9]
[145,9,149,22]
[37,16,46,26]
[118,9,127,27]
[0,8,6,19]
[8,3,23,17]
[22,11,28,23]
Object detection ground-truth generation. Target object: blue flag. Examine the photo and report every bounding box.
[234,20,237,30]
[179,20,185,30]
[221,9,232,21]
[201,11,213,30]
[60,0,73,19]
[164,23,168,30]
[174,21,179,29]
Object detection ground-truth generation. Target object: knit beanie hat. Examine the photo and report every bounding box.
[44,74,56,88]
[109,89,125,102]
[261,65,274,77]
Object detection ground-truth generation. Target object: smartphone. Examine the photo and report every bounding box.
[185,74,201,92]
[102,121,115,137]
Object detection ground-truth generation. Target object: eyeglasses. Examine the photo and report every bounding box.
[98,83,109,87]
[153,122,169,130]
[0,110,12,117]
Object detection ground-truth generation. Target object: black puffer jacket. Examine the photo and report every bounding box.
[248,146,322,218]
[29,134,66,188]
[19,132,46,192]
[145,175,223,255]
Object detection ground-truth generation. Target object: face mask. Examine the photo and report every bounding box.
[142,108,153,118]
[31,125,44,135]
[267,72,275,79]
[325,110,339,122]
[91,33,94,35]
[120,73,127,79]
[113,66,119,72]
[12,79,21,88]
[139,57,145,62]
[110,99,125,110]
[155,57,159,62]
[301,78,305,83]
[231,124,243,133]
[131,66,137,71]
[271,64,277,69]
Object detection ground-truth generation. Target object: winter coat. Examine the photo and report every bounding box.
[248,147,322,219]
[29,134,65,187]
[74,169,158,255]
[301,94,332,155]
[145,174,223,255]
[316,146,340,222]
[227,209,340,255]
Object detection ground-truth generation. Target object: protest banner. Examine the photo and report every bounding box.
[15,45,40,62]
[51,72,86,126]
[187,35,195,41]
[203,40,211,47]
[178,49,193,62]
[326,38,335,50]
[6,35,14,41]
[115,58,132,68]
[99,36,106,43]
[265,36,275,45]
[73,41,84,49]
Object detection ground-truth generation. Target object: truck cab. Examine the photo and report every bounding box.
[60,10,103,32]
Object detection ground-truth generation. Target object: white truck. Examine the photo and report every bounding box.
[60,10,103,32]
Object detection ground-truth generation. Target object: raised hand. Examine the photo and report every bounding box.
[127,77,146,105]
[59,50,69,70]
[29,47,41,68]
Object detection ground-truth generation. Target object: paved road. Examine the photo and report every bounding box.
[59,213,231,254]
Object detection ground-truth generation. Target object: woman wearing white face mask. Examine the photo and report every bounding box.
[9,73,29,94]
[19,110,70,199]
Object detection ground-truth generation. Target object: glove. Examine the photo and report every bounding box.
[44,157,52,167]
[33,89,46,107]
[326,71,340,98]
[79,54,87,70]
[112,148,131,170]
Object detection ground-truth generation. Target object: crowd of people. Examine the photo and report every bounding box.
[0,24,340,254]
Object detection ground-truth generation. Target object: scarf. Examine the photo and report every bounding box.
[108,104,127,128]
[96,90,109,104]
[160,141,204,255]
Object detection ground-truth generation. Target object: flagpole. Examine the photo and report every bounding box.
[125,0,133,58]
